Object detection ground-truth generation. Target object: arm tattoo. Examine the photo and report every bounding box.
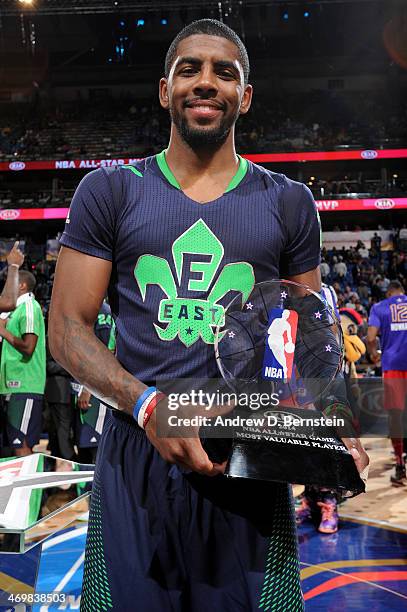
[59,314,145,416]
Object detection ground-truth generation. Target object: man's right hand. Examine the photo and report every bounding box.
[78,389,92,409]
[6,241,24,268]
[144,397,232,477]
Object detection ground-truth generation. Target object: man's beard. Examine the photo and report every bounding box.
[170,105,238,149]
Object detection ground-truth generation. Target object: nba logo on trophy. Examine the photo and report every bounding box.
[262,308,298,380]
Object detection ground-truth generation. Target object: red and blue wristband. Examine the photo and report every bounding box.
[133,387,165,429]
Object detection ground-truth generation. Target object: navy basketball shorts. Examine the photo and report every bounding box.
[6,393,43,449]
[80,411,304,612]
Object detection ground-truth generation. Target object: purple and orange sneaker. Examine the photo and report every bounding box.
[317,498,339,534]
[295,496,312,524]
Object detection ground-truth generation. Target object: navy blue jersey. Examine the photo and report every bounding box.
[94,301,115,349]
[60,152,320,383]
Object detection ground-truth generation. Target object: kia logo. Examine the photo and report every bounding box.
[0,209,21,220]
[8,161,26,171]
[374,199,395,209]
[361,150,378,159]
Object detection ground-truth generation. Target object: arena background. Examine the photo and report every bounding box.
[0,0,406,610]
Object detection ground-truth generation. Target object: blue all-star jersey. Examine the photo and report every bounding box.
[368,294,407,371]
[60,152,321,383]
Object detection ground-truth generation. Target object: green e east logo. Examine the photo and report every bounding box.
[134,219,255,347]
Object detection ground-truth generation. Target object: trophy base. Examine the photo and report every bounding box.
[225,439,365,496]
[223,408,365,497]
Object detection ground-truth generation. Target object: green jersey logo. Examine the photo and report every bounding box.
[134,219,255,347]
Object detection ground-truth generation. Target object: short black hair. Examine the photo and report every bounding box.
[19,270,36,293]
[165,19,250,85]
[388,280,404,292]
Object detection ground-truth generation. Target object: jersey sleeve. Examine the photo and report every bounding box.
[94,304,116,348]
[60,168,120,261]
[368,305,381,328]
[19,301,42,337]
[279,182,321,276]
[95,321,114,347]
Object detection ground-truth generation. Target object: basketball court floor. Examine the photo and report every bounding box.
[27,516,406,612]
[1,438,406,611]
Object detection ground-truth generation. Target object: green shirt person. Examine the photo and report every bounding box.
[0,270,46,456]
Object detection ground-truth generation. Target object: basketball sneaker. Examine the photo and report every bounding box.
[390,464,406,486]
[295,496,312,524]
[317,497,339,534]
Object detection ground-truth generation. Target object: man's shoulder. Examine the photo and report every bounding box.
[381,294,407,312]
[248,160,297,187]
[372,298,390,315]
[12,300,29,318]
[392,294,407,303]
[21,297,45,321]
[69,156,161,223]
[78,156,154,193]
[6,297,42,331]
[118,156,151,179]
[247,160,312,202]
[31,298,44,314]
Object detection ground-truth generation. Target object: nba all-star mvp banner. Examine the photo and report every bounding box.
[1,197,407,221]
[1,147,407,172]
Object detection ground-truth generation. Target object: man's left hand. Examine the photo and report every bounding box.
[342,437,369,483]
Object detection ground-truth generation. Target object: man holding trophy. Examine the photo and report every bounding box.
[50,19,368,612]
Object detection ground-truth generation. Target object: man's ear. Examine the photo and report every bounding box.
[239,84,253,116]
[159,78,170,110]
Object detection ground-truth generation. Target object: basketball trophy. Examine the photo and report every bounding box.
[214,280,365,497]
